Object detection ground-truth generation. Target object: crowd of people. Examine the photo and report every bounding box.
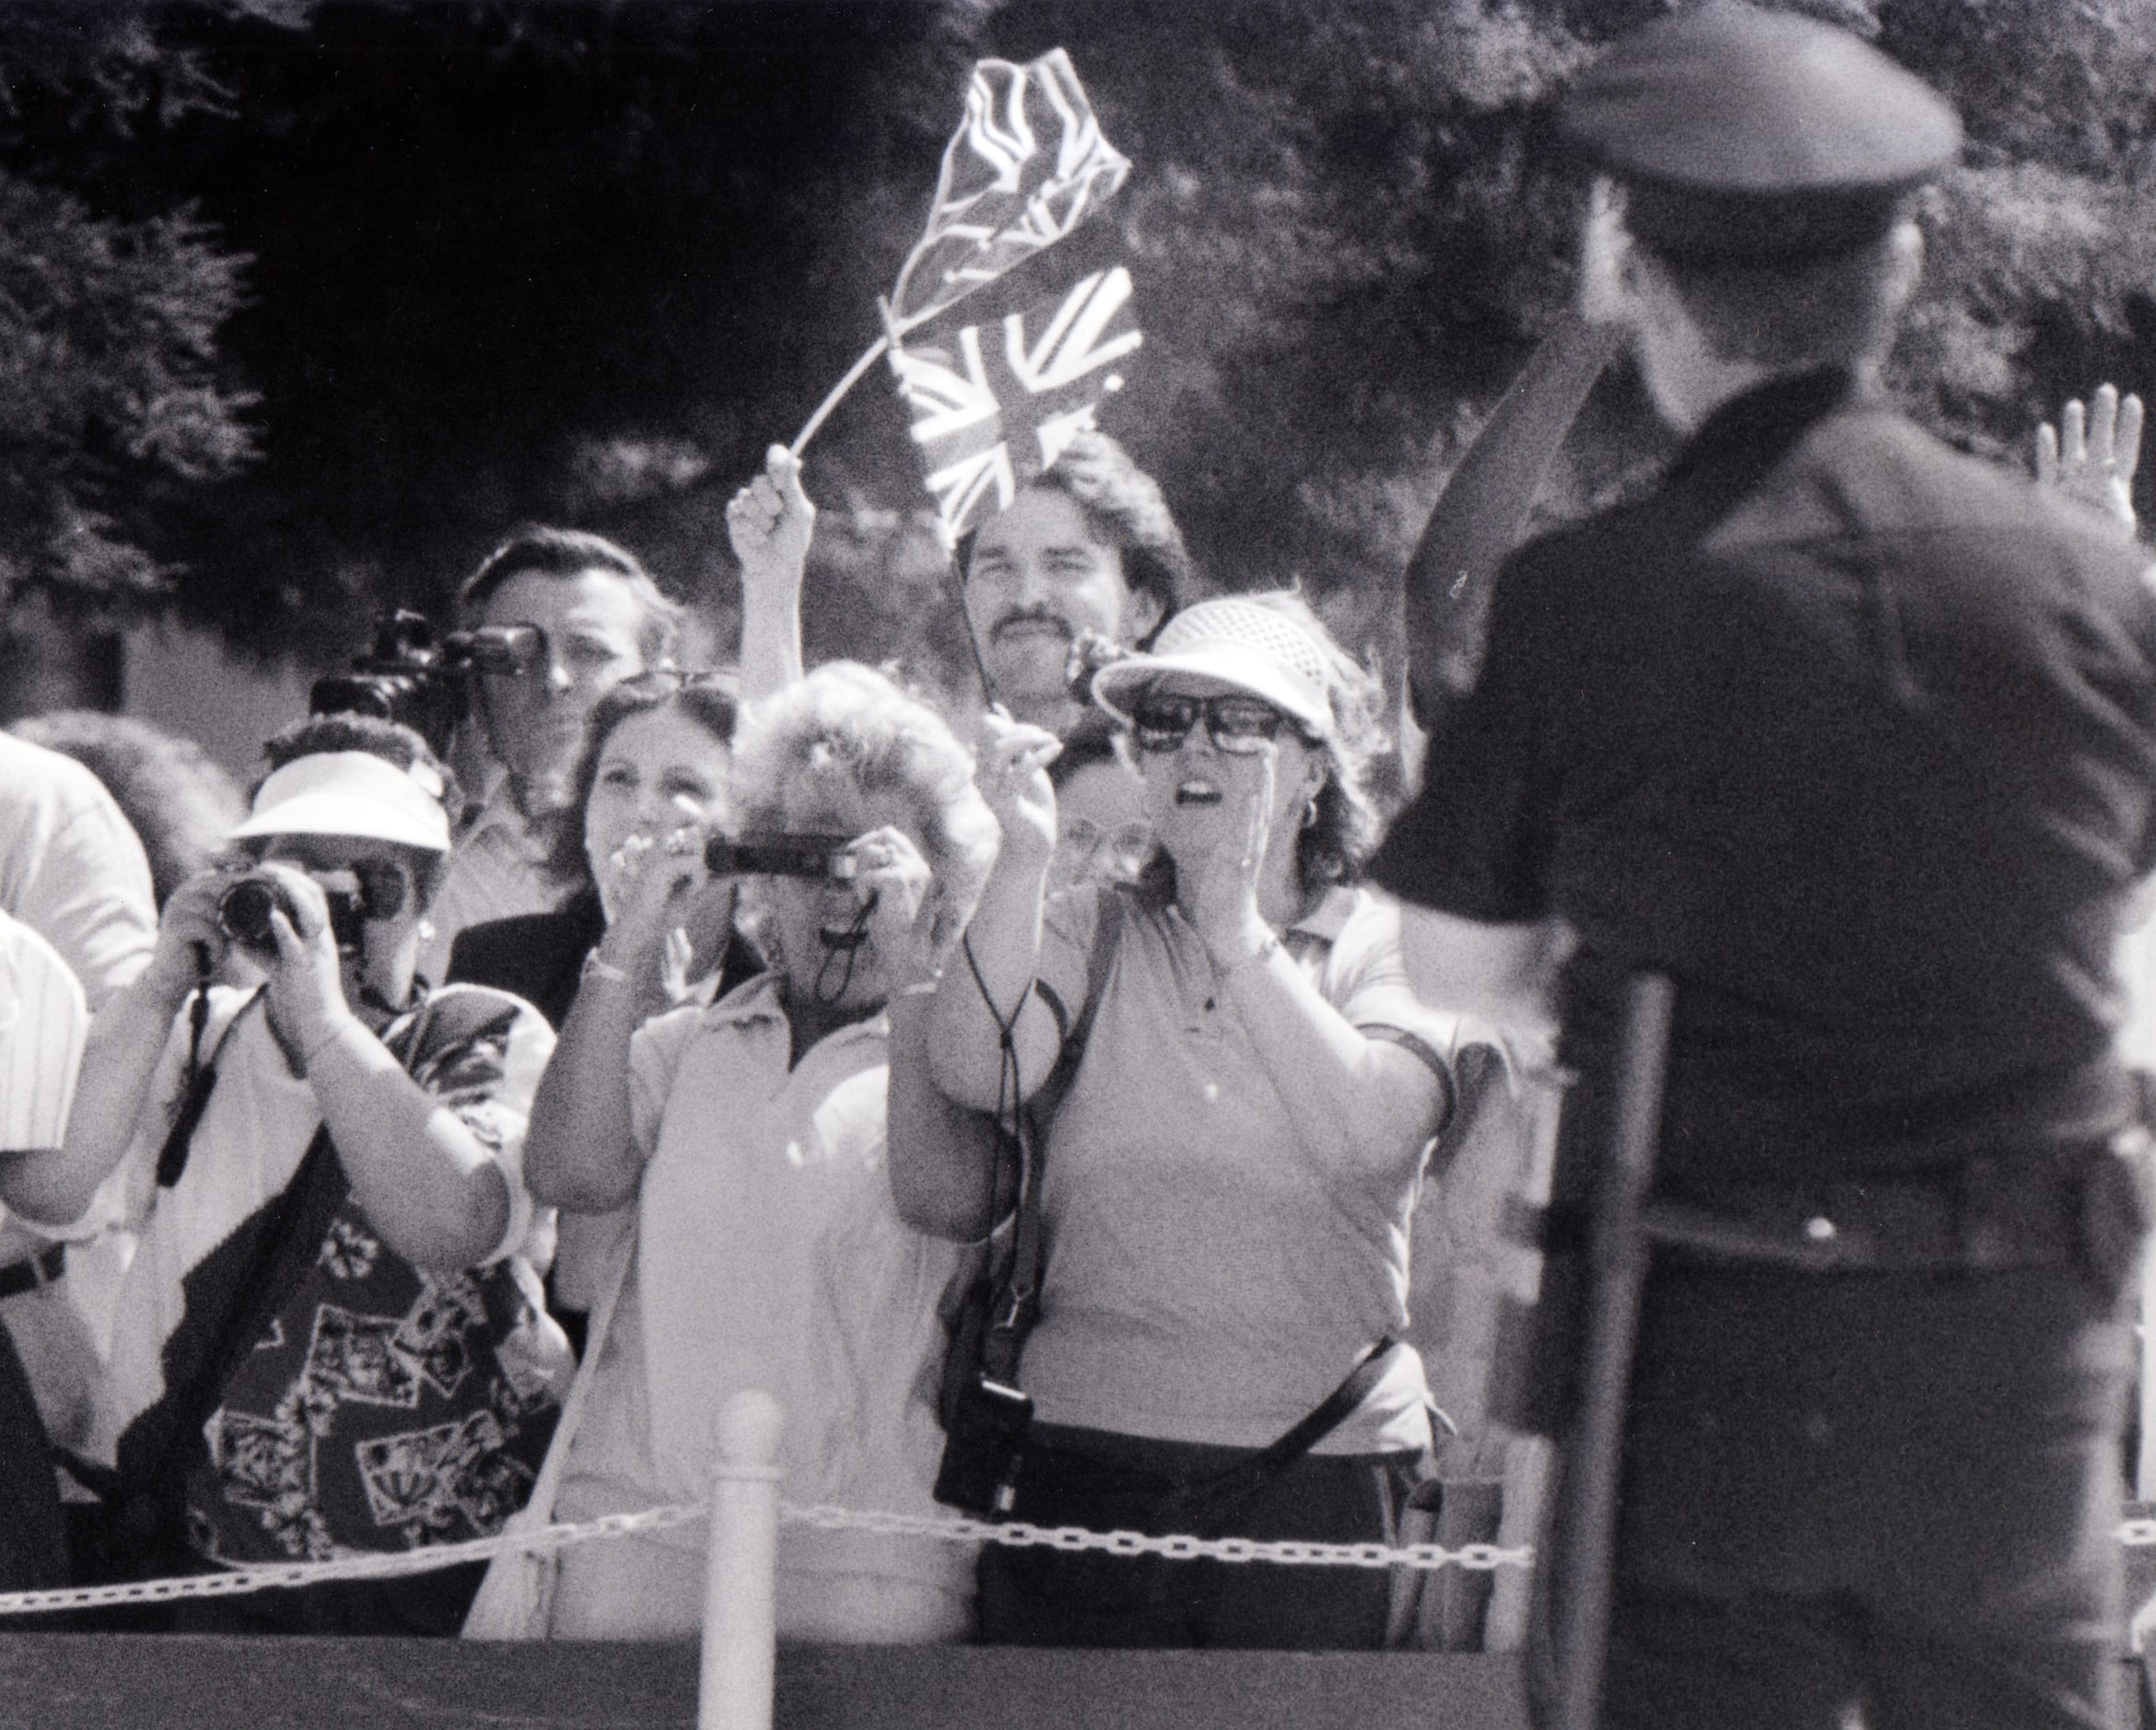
[0,18,2153,1729]
[0,400,1547,1649]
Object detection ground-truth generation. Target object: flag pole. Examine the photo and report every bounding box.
[788,333,892,460]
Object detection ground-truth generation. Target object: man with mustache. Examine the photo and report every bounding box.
[953,429,1194,736]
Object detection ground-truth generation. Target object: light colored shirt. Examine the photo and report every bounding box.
[0,909,86,1153]
[0,911,97,1450]
[0,731,155,1011]
[549,974,972,1642]
[0,736,153,1447]
[416,767,573,987]
[1024,883,1460,1455]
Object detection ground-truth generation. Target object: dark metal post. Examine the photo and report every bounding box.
[1544,971,1676,1730]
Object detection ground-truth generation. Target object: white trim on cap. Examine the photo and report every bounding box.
[229,751,452,852]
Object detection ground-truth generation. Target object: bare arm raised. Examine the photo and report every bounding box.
[728,443,814,702]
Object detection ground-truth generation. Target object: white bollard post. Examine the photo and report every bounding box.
[699,1389,786,1730]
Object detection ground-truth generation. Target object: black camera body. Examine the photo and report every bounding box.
[932,1374,1033,1517]
[702,833,859,881]
[218,872,367,957]
[309,609,543,759]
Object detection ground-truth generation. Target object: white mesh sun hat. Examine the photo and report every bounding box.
[1090,596,1335,739]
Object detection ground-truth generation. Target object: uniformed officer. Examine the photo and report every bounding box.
[1375,6,2156,1727]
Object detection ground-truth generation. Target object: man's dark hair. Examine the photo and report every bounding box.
[955,430,1194,637]
[1637,217,1917,372]
[460,525,684,667]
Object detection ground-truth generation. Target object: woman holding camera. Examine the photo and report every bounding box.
[446,670,757,1353]
[903,592,1462,1651]
[507,660,996,1642]
[0,714,567,1633]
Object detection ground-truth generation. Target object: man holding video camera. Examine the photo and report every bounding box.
[416,527,683,984]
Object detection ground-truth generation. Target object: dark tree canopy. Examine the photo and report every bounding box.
[1,0,2151,684]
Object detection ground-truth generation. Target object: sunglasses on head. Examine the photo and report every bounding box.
[1128,694,1302,756]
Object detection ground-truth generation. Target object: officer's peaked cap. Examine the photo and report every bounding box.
[1561,4,1962,265]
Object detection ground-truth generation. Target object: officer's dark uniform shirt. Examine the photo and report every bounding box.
[1375,367,2156,1190]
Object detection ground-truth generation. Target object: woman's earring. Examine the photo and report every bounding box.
[416,918,437,942]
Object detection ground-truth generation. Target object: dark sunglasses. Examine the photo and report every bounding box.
[1129,694,1300,756]
[350,858,416,920]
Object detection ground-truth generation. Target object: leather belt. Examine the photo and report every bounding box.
[1640,1157,2086,1274]
[0,1242,66,1301]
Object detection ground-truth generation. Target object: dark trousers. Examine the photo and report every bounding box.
[976,1422,1428,1650]
[0,1321,66,1604]
[1585,1260,2131,1730]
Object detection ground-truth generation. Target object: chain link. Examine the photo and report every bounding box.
[778,1502,1531,1572]
[0,1495,2146,1619]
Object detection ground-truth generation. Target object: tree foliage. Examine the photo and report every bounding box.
[3,1,2153,684]
[0,6,270,615]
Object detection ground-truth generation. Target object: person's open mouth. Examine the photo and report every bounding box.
[819,921,871,951]
[1176,778,1224,807]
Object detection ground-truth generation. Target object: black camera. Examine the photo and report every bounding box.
[1066,628,1133,707]
[932,1374,1034,1517]
[218,872,367,957]
[702,833,860,881]
[309,609,544,759]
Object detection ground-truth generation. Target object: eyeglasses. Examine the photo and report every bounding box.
[1128,695,1300,756]
[260,851,415,920]
[1057,817,1154,886]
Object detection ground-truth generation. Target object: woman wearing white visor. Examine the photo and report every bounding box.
[903,592,1463,1650]
[0,713,567,1634]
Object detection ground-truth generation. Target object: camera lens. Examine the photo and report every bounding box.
[217,878,282,949]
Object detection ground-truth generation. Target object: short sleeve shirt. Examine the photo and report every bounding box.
[0,732,156,1011]
[1375,369,2156,1184]
[87,983,559,1561]
[555,976,971,1637]
[1022,882,1460,1454]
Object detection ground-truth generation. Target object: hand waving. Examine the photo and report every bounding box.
[2035,383,2141,542]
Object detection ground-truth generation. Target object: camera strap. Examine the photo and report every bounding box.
[979,887,1126,1389]
[154,988,266,1190]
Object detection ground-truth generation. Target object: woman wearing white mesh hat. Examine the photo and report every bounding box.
[900,590,1465,1649]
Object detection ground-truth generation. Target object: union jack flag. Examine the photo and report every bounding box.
[891,265,1145,541]
[886,48,1132,339]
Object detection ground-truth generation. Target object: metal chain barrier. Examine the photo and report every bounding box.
[0,1497,1529,1619]
[0,1498,2149,1619]
[782,1502,1531,1573]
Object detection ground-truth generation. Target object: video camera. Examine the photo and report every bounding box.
[309,609,544,759]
